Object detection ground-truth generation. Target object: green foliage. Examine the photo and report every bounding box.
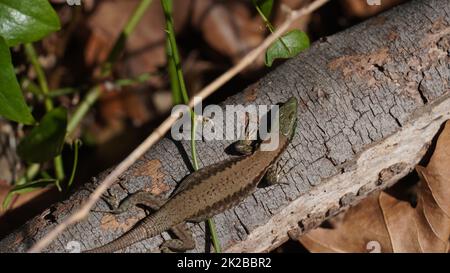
[17,107,67,163]
[252,1,310,67]
[265,30,310,67]
[0,37,35,124]
[161,0,189,105]
[252,0,274,19]
[0,0,60,124]
[166,39,182,104]
[2,179,56,210]
[0,0,60,46]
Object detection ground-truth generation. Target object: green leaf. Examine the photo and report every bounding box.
[0,37,35,124]
[0,0,60,46]
[18,107,67,163]
[2,178,56,210]
[265,30,310,67]
[253,0,274,19]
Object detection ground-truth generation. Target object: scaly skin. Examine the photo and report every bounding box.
[85,97,298,253]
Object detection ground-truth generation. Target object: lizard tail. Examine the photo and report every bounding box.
[83,224,148,253]
[83,216,158,253]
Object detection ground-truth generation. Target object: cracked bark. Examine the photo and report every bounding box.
[1,0,449,253]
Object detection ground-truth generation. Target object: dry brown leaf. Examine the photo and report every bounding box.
[300,194,393,252]
[299,120,450,253]
[191,0,264,65]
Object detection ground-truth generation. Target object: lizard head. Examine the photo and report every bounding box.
[278,97,298,140]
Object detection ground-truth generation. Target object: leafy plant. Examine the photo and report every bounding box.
[0,0,155,210]
[0,0,67,209]
[253,0,310,66]
[253,0,273,20]
[265,30,310,66]
[17,107,67,163]
[2,179,57,210]
[0,0,60,46]
[0,0,61,124]
[0,37,34,124]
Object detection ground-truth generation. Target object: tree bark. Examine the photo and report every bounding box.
[1,0,449,253]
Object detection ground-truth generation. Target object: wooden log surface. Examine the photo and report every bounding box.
[1,0,449,253]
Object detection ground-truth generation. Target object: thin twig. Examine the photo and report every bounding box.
[28,0,329,253]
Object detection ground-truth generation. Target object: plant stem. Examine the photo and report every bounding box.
[161,0,221,253]
[190,114,200,170]
[67,86,101,136]
[25,72,153,101]
[115,72,153,87]
[166,39,182,104]
[207,216,222,253]
[161,0,189,104]
[16,163,40,185]
[161,0,196,167]
[124,0,154,38]
[102,0,154,76]
[21,78,44,99]
[24,43,53,111]
[67,140,81,187]
[53,157,65,182]
[24,43,65,181]
[48,87,79,98]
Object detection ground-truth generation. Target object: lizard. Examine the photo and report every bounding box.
[84,97,298,253]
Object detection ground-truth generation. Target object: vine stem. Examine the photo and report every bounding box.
[24,44,53,111]
[66,86,101,136]
[102,0,154,76]
[161,0,221,252]
[24,43,65,181]
[28,0,328,253]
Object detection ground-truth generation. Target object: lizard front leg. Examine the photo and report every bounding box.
[99,191,167,214]
[160,222,195,253]
[260,161,288,187]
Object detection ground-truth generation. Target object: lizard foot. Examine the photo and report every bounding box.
[160,222,195,253]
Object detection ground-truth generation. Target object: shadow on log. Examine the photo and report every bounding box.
[0,0,449,253]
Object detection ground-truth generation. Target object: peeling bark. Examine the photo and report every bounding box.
[1,0,449,253]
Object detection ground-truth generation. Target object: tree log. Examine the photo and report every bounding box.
[1,0,449,253]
